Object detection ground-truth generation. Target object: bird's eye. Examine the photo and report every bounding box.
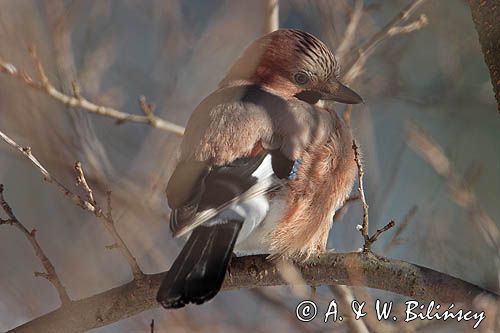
[294,72,309,85]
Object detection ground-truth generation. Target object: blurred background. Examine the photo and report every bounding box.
[0,0,498,332]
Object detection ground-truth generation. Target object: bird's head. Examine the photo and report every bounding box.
[219,29,362,105]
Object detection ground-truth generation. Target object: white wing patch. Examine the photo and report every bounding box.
[174,155,280,239]
[234,155,285,255]
[201,155,280,255]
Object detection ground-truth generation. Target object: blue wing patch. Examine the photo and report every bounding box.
[288,159,302,180]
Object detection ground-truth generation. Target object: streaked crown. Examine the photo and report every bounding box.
[220,29,340,88]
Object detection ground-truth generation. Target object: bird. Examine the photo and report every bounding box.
[156,28,362,309]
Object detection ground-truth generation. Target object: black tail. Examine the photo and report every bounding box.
[157,220,242,309]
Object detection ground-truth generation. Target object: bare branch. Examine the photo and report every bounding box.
[352,141,396,251]
[138,95,157,125]
[0,185,71,305]
[264,0,279,34]
[74,161,96,206]
[275,259,308,298]
[74,162,144,280]
[336,0,364,62]
[9,253,498,333]
[0,129,144,280]
[329,285,370,333]
[0,50,185,136]
[406,123,499,256]
[343,0,429,83]
[387,14,429,36]
[383,205,418,253]
[71,81,82,99]
[0,129,96,212]
[367,220,395,244]
[100,190,144,280]
[352,140,370,249]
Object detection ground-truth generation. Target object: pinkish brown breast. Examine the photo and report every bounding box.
[268,114,357,261]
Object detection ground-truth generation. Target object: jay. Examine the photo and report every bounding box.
[157,29,362,309]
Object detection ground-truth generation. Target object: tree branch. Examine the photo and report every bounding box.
[0,48,185,136]
[9,252,498,333]
[406,123,499,257]
[264,0,279,34]
[335,0,364,62]
[352,141,395,252]
[0,129,144,280]
[329,285,369,333]
[352,140,370,248]
[343,0,429,83]
[383,205,418,253]
[0,129,96,213]
[0,185,71,306]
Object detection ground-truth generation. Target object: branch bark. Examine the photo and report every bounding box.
[9,252,498,333]
[467,0,500,113]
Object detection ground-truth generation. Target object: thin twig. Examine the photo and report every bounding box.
[0,184,71,305]
[71,81,82,99]
[264,0,279,34]
[343,0,429,83]
[0,129,144,280]
[352,140,370,249]
[387,14,429,36]
[275,259,308,298]
[352,141,395,251]
[74,161,96,206]
[73,165,143,280]
[329,285,369,333]
[0,49,184,136]
[383,205,418,253]
[336,0,364,62]
[0,129,96,212]
[139,95,157,125]
[368,220,396,244]
[406,123,499,257]
[100,190,144,280]
[139,96,154,114]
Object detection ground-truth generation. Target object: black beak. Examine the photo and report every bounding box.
[294,78,363,105]
[319,78,363,104]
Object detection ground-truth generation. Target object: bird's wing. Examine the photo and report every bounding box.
[167,85,334,237]
[168,153,291,238]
